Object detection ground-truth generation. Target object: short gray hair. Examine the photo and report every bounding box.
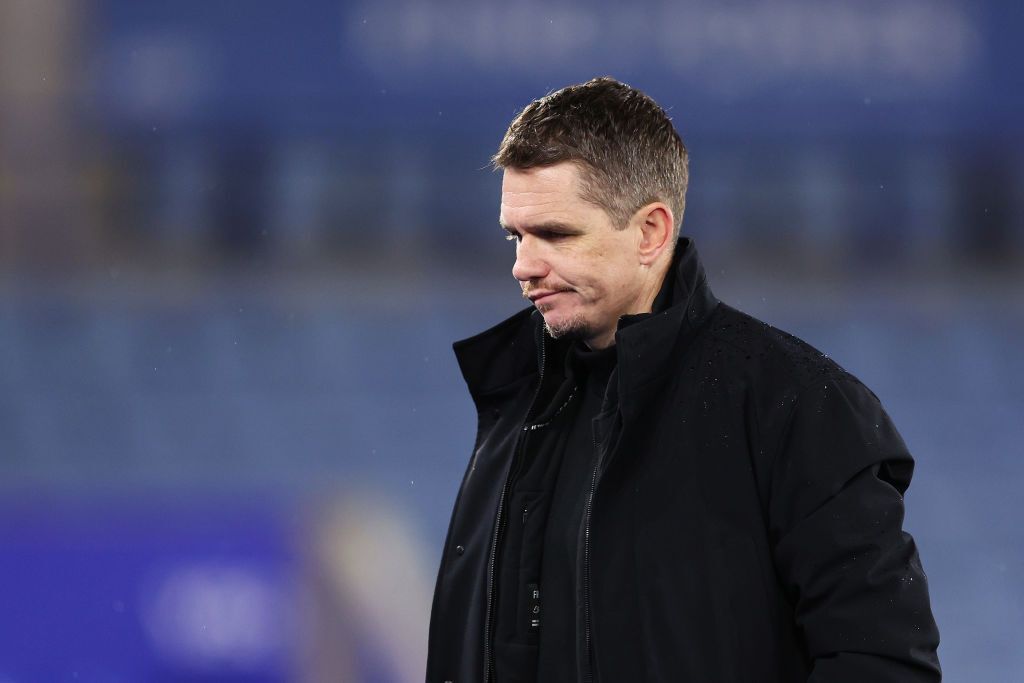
[493,76,689,237]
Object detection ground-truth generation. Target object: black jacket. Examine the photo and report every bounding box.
[427,239,941,682]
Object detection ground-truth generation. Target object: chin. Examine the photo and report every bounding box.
[542,311,591,341]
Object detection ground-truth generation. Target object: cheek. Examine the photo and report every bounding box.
[557,241,628,298]
[569,250,612,288]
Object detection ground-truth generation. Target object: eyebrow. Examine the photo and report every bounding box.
[498,220,581,235]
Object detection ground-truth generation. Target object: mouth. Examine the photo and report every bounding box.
[528,290,563,304]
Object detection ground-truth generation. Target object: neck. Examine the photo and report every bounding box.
[585,333,616,351]
[632,255,673,316]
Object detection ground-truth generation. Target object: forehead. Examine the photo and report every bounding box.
[501,163,581,196]
[499,163,593,228]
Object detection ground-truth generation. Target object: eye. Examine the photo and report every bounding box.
[504,232,521,243]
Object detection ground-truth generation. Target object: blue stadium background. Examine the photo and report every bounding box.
[0,1,1021,680]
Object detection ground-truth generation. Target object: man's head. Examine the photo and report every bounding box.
[494,77,689,349]
[493,76,689,237]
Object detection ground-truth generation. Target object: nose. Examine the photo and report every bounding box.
[511,236,548,283]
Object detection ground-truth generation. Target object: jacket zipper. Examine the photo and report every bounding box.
[482,330,547,683]
[581,432,601,683]
[483,456,515,683]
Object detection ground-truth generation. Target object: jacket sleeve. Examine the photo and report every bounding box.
[767,376,941,682]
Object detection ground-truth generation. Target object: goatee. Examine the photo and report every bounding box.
[543,313,590,341]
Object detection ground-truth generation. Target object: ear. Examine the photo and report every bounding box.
[635,202,674,266]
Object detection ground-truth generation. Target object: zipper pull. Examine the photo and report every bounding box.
[522,506,529,525]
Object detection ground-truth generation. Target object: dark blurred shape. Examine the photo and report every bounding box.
[0,0,95,272]
[954,150,1018,263]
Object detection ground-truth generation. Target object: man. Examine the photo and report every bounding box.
[427,77,940,682]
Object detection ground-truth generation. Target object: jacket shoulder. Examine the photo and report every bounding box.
[704,302,862,394]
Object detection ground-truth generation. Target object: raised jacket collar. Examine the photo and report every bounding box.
[454,237,719,419]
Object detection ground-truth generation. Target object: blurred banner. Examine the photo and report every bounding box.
[1,0,1021,271]
[0,1,1021,681]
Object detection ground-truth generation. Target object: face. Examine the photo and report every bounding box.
[499,162,648,349]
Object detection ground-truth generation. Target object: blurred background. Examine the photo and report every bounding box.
[0,0,1021,680]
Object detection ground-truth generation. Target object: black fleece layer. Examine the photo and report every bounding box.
[492,341,617,683]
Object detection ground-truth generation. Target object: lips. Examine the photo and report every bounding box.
[529,290,569,307]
